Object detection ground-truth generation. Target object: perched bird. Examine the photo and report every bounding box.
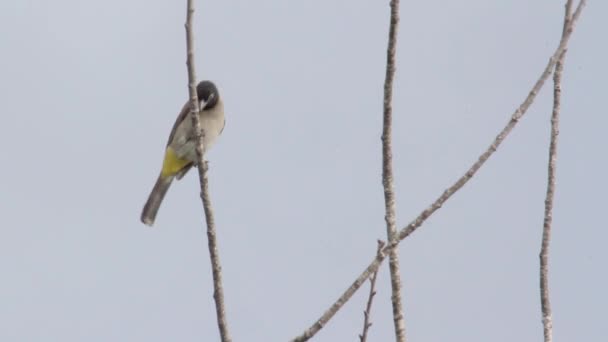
[141,80,225,226]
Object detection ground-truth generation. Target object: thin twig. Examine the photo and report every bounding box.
[540,1,575,341]
[184,1,232,341]
[291,250,387,342]
[381,0,407,341]
[359,241,385,342]
[290,3,586,341]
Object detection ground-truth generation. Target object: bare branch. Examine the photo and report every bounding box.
[184,1,232,341]
[359,241,385,342]
[380,0,407,340]
[291,3,586,340]
[396,0,586,243]
[540,1,578,341]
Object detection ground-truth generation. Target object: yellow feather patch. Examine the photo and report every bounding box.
[161,147,190,178]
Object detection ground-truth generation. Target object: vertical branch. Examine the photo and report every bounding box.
[184,1,232,342]
[381,0,406,341]
[359,241,385,342]
[540,2,574,341]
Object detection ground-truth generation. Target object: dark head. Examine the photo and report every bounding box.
[197,81,219,109]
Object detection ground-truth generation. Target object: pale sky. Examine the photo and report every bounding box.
[1,1,606,341]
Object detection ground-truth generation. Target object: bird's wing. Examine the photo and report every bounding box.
[166,101,191,147]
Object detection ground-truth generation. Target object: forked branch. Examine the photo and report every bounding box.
[291,2,586,340]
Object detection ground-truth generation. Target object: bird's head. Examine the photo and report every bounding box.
[196,81,219,109]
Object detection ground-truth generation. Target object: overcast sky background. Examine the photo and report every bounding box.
[1,1,605,341]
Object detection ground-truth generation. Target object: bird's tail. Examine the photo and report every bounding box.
[141,174,174,226]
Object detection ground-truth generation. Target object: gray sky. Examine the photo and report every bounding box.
[1,1,605,341]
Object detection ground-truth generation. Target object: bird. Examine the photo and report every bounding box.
[141,80,225,226]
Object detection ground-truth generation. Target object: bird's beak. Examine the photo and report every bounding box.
[199,93,215,109]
